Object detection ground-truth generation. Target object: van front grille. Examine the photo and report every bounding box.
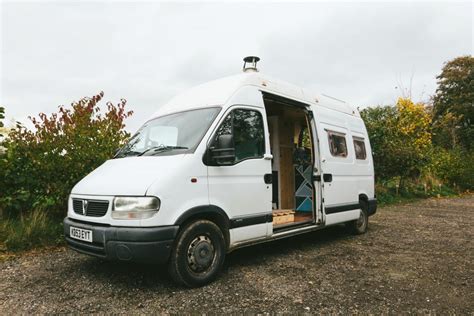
[72,199,109,217]
[72,199,83,214]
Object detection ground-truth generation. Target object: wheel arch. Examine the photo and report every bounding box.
[358,193,368,206]
[358,192,377,216]
[174,205,231,250]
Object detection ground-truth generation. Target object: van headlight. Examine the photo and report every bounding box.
[112,196,160,220]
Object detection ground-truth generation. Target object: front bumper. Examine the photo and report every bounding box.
[63,217,179,264]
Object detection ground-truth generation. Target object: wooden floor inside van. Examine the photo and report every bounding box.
[272,210,313,227]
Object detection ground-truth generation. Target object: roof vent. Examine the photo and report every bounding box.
[243,56,260,72]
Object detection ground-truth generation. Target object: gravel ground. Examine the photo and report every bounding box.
[1,195,473,314]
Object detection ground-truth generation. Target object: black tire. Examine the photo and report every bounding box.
[346,200,369,235]
[168,220,226,287]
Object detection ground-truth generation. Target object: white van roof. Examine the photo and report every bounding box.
[151,72,359,119]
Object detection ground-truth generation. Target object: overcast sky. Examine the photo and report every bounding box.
[1,1,472,132]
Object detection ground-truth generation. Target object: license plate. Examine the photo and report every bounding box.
[70,226,93,243]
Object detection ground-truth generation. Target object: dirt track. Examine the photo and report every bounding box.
[1,196,473,314]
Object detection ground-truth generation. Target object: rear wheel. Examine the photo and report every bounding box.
[168,220,226,287]
[347,200,368,235]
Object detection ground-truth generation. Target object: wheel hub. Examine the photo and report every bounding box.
[187,235,215,272]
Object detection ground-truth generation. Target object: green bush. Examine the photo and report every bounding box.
[0,92,133,218]
[375,179,457,206]
[428,147,474,190]
[361,98,432,188]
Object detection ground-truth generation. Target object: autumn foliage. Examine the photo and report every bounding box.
[361,98,432,187]
[0,92,133,217]
[361,56,473,191]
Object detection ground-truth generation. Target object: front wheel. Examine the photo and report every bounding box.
[346,200,368,235]
[168,220,226,287]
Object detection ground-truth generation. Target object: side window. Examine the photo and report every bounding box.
[213,108,265,163]
[327,130,348,157]
[215,112,233,138]
[353,137,367,160]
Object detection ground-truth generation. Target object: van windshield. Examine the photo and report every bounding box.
[115,107,221,158]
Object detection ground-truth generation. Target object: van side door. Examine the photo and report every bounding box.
[318,123,361,225]
[206,106,272,244]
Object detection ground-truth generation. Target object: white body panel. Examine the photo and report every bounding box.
[207,159,271,218]
[69,70,375,249]
[325,210,361,226]
[231,224,269,245]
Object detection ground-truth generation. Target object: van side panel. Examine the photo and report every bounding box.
[348,119,375,200]
[143,155,211,227]
[315,107,359,205]
[325,209,360,226]
[313,105,374,225]
[230,223,268,245]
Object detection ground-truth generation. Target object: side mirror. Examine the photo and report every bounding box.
[210,134,235,165]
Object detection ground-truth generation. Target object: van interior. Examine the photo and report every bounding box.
[263,94,315,229]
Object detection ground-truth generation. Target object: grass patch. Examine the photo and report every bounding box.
[0,210,64,252]
[376,180,459,206]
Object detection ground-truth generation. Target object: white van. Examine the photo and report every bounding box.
[64,57,376,287]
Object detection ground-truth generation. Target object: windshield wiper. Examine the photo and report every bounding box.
[115,150,141,158]
[138,145,188,156]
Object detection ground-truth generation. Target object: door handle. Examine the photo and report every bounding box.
[323,173,333,182]
[264,173,273,184]
[312,174,321,181]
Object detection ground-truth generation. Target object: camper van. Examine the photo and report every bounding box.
[64,57,376,287]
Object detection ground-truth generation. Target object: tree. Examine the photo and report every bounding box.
[0,106,4,127]
[361,98,432,188]
[0,106,4,137]
[432,56,474,149]
[361,105,399,180]
[0,92,133,217]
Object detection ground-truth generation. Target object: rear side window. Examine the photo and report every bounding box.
[327,130,347,157]
[353,137,367,160]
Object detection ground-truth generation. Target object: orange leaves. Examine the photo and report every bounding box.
[0,92,133,216]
